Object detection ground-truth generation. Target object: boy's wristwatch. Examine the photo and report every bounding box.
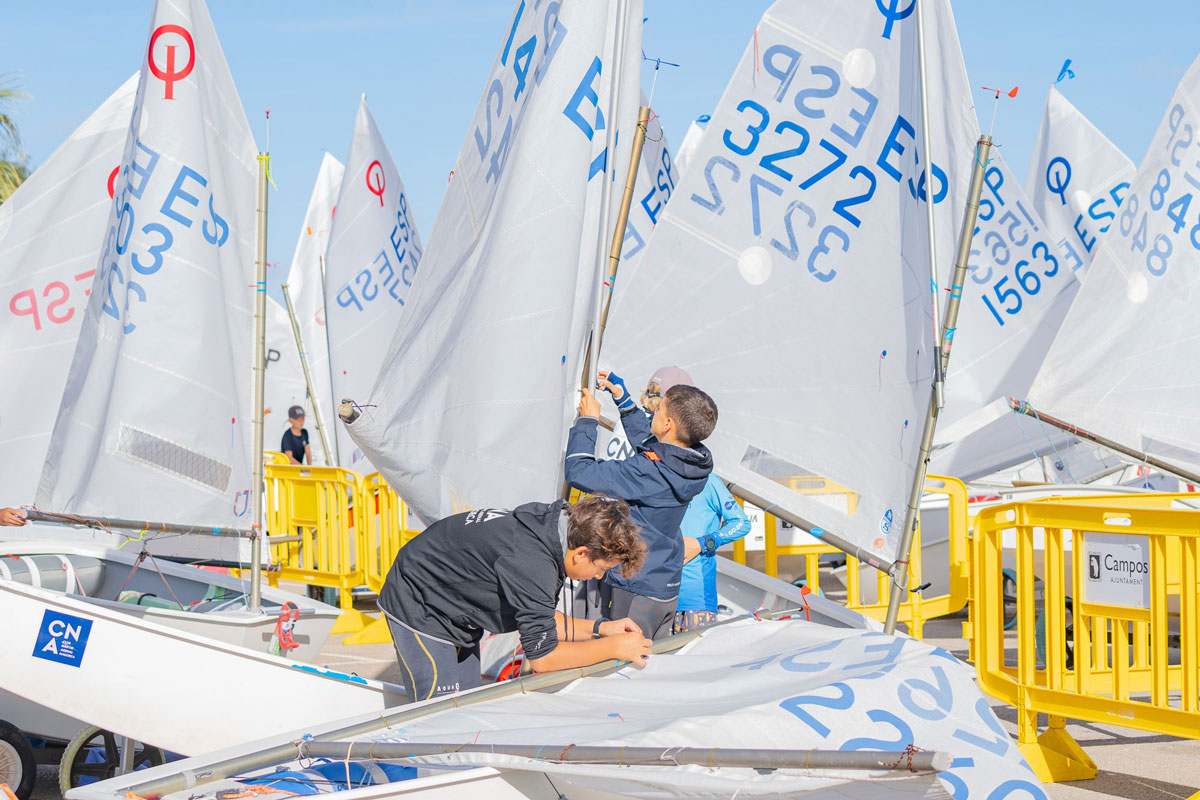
[703,535,718,555]
[592,618,604,639]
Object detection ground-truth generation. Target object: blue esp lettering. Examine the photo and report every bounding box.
[355,267,378,303]
[983,165,1005,206]
[876,115,911,182]
[762,44,801,103]
[203,193,228,247]
[160,165,208,228]
[795,65,839,119]
[563,56,603,140]
[126,140,161,200]
[831,87,879,149]
[658,148,676,195]
[33,609,94,667]
[336,284,362,312]
[1072,214,1096,253]
[640,185,663,225]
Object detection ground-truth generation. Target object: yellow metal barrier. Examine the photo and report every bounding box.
[342,473,422,645]
[263,463,370,634]
[973,500,1200,782]
[755,475,971,639]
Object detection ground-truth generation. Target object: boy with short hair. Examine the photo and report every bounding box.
[378,494,651,702]
[281,405,312,465]
[565,372,717,640]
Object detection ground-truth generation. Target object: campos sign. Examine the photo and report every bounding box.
[1082,532,1150,610]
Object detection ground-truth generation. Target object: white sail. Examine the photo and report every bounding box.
[1025,86,1136,273]
[0,75,136,505]
[1027,56,1200,472]
[285,152,344,466]
[928,149,1080,479]
[673,114,709,177]
[36,0,259,547]
[262,296,308,453]
[323,98,422,473]
[343,0,645,522]
[600,0,979,563]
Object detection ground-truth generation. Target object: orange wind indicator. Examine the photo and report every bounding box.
[980,85,1019,138]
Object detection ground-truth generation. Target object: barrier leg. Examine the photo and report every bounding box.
[329,586,371,635]
[343,615,393,646]
[1018,710,1097,783]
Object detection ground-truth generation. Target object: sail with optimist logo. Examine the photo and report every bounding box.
[35,0,260,560]
[1025,56,1200,476]
[600,0,979,565]
[0,75,136,507]
[323,97,421,473]
[342,0,645,523]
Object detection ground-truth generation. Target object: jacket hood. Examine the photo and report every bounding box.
[512,500,569,573]
[642,440,714,502]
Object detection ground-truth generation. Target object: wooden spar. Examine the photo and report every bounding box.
[25,510,253,539]
[1008,398,1200,486]
[280,283,335,466]
[883,135,993,633]
[249,153,269,612]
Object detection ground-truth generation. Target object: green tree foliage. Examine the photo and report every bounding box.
[0,77,29,204]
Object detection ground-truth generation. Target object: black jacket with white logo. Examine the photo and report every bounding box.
[378,500,566,660]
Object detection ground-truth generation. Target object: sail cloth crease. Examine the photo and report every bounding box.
[343,0,645,523]
[323,98,422,473]
[0,75,136,505]
[35,0,259,545]
[286,152,345,466]
[1027,55,1200,472]
[263,296,308,448]
[363,620,1045,799]
[599,0,979,562]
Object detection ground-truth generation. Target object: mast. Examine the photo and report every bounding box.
[249,152,269,613]
[1009,399,1200,486]
[281,283,335,466]
[884,134,992,633]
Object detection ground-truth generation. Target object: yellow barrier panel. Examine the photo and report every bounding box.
[756,475,970,639]
[263,464,370,635]
[973,500,1200,782]
[343,473,422,645]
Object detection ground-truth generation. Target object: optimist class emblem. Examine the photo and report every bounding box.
[33,609,94,667]
[366,160,386,206]
[880,508,894,536]
[148,24,196,100]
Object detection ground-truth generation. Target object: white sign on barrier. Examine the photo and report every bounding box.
[1081,531,1150,609]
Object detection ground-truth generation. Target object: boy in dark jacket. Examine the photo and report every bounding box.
[565,372,717,640]
[378,494,650,703]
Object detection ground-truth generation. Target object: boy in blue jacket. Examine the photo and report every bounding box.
[674,474,752,633]
[565,372,716,640]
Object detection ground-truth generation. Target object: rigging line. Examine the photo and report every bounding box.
[1013,413,1056,483]
[1023,402,1079,483]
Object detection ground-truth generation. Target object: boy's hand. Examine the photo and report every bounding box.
[610,631,653,667]
[598,617,643,637]
[596,371,628,403]
[0,507,28,527]
[683,537,702,563]
[578,388,601,419]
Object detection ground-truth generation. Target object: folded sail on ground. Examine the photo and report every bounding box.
[1027,56,1200,474]
[343,0,645,522]
[600,0,979,564]
[36,0,259,553]
[286,152,344,465]
[0,75,136,504]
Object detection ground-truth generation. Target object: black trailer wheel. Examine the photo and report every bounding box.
[58,726,164,795]
[0,719,36,800]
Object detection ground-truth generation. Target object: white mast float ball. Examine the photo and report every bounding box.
[842,49,876,89]
[737,245,773,286]
[1070,189,1091,215]
[1126,272,1149,303]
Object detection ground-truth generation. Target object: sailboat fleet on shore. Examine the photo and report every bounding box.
[3,0,1200,797]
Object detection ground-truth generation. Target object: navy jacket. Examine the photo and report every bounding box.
[565,402,712,600]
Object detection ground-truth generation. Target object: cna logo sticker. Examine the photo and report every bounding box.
[33,609,93,667]
[880,508,894,536]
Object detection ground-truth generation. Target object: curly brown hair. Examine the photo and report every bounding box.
[564,494,646,578]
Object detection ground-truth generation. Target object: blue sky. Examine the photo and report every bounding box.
[4,1,1199,301]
